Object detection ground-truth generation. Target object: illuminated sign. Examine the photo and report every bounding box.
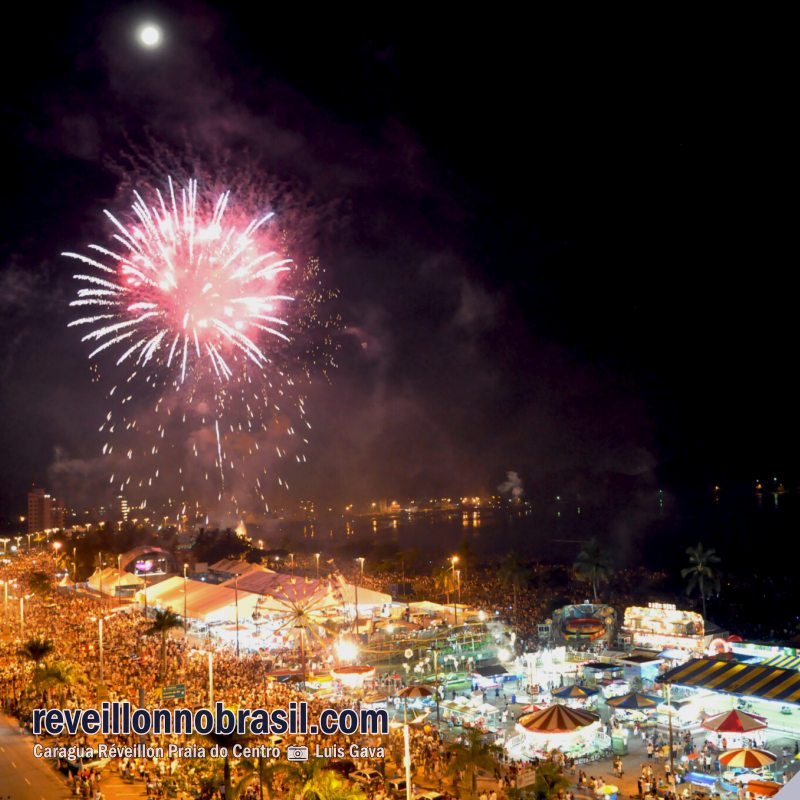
[623,605,704,649]
[134,556,167,576]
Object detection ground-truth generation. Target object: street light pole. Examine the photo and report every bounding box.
[19,596,25,637]
[450,556,459,625]
[403,697,412,800]
[99,617,105,683]
[667,682,676,794]
[314,552,320,578]
[183,563,188,634]
[73,547,77,593]
[354,557,364,635]
[234,575,240,658]
[117,554,121,605]
[208,651,214,707]
[433,644,441,730]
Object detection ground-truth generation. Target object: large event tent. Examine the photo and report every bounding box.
[141,577,261,623]
[87,567,144,595]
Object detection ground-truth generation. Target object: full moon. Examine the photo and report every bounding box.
[137,23,162,48]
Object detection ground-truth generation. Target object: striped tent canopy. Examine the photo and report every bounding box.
[552,684,598,699]
[719,748,777,769]
[658,657,800,705]
[518,704,599,733]
[398,685,434,699]
[702,709,767,733]
[606,692,661,710]
[745,781,782,797]
[761,654,800,671]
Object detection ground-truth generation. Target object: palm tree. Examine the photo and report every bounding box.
[18,637,54,665]
[498,552,528,619]
[433,565,456,603]
[202,729,251,800]
[233,757,295,800]
[681,542,721,619]
[446,728,501,797]
[145,609,182,680]
[573,538,612,601]
[281,759,319,795]
[302,769,365,800]
[33,660,84,707]
[530,762,571,800]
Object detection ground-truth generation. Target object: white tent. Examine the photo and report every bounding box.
[88,567,143,595]
[139,575,184,603]
[210,559,274,577]
[408,601,447,613]
[333,577,392,608]
[143,577,262,624]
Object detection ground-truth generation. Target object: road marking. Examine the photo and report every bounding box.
[24,776,31,785]
[11,759,16,767]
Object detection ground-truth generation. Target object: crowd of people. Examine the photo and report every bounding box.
[0,546,795,800]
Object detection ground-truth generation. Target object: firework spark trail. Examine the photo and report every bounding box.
[66,177,308,519]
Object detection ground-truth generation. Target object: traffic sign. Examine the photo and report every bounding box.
[161,683,186,700]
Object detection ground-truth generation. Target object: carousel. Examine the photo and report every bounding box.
[505,703,609,762]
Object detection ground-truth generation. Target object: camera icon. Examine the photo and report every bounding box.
[287,745,309,762]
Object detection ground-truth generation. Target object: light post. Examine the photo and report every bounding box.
[26,533,32,551]
[183,563,188,634]
[72,546,77,592]
[234,575,240,658]
[208,651,214,707]
[354,557,364,635]
[433,642,441,729]
[666,682,676,795]
[0,538,9,555]
[98,550,103,602]
[314,552,320,577]
[20,595,26,636]
[117,554,122,604]
[1,579,15,617]
[289,553,294,574]
[14,536,22,550]
[456,569,462,606]
[450,556,459,625]
[397,686,433,800]
[53,541,64,588]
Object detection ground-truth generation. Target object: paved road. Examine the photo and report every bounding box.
[0,712,72,800]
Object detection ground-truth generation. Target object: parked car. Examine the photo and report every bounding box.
[351,768,383,786]
[386,777,410,797]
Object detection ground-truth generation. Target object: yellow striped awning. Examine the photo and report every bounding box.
[659,658,800,705]
[761,654,800,671]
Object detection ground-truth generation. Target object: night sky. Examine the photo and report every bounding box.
[0,5,794,527]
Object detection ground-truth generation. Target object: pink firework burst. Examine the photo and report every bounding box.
[64,177,294,385]
[65,177,314,518]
